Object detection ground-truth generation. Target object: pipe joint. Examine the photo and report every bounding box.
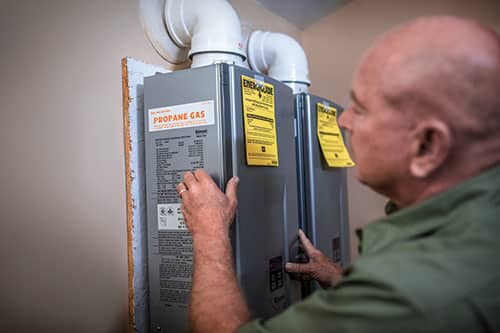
[165,0,246,67]
[139,0,245,67]
[248,31,311,93]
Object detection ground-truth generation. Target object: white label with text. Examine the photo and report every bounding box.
[149,100,215,132]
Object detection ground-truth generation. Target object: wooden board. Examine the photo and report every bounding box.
[122,57,169,333]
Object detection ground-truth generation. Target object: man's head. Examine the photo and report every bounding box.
[339,16,500,207]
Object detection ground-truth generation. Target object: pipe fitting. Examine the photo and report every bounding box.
[247,31,311,93]
[165,0,246,67]
[139,0,246,67]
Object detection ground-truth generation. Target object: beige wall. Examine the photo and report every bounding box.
[230,0,302,42]
[0,1,166,332]
[0,1,301,332]
[301,0,500,259]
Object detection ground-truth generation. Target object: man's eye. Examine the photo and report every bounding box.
[352,106,363,114]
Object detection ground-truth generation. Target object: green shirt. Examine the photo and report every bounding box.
[239,166,500,333]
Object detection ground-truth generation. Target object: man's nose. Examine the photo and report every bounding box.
[338,107,352,130]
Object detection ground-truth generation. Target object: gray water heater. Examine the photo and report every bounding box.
[295,93,350,292]
[144,63,301,332]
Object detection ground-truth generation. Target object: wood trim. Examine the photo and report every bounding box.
[121,57,135,333]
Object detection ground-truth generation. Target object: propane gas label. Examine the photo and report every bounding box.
[316,103,355,167]
[241,75,279,166]
[148,100,215,132]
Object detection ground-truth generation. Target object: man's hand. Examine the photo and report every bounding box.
[286,230,343,289]
[177,170,250,333]
[177,169,239,238]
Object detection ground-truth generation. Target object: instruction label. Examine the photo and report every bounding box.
[241,75,279,166]
[157,203,186,230]
[316,103,355,167]
[158,231,193,306]
[154,133,205,204]
[148,100,214,132]
[153,129,209,307]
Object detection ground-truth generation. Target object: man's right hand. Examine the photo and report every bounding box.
[285,230,343,289]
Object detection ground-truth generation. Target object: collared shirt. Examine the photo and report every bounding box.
[238,166,500,333]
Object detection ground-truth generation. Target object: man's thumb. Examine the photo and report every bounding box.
[225,176,239,202]
[285,262,310,274]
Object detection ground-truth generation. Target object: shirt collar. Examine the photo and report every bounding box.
[384,200,400,215]
[357,165,500,254]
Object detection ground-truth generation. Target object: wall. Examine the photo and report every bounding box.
[0,0,303,332]
[301,0,500,259]
[0,1,169,332]
[230,0,302,43]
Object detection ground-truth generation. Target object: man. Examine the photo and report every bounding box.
[176,16,500,332]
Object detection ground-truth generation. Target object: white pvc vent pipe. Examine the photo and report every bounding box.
[247,31,311,94]
[139,0,246,67]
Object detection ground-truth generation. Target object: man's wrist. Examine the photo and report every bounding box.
[191,225,229,240]
[192,230,231,253]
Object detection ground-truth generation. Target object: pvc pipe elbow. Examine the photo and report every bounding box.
[247,31,311,93]
[165,0,246,67]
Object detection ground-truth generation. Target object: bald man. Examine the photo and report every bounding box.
[177,16,500,333]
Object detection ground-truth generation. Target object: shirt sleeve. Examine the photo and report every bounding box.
[237,269,422,333]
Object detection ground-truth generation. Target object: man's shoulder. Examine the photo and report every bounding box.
[349,239,500,312]
[354,181,500,309]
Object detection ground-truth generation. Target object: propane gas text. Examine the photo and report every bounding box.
[153,110,206,123]
[149,100,215,132]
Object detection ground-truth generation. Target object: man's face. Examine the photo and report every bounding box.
[338,66,414,196]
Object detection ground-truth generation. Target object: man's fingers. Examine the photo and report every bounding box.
[285,262,312,274]
[176,182,189,199]
[225,176,239,205]
[183,171,198,189]
[176,182,187,192]
[193,169,212,184]
[298,229,318,257]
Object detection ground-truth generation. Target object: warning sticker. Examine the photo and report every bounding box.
[241,75,279,167]
[157,203,186,230]
[317,103,355,168]
[148,100,215,132]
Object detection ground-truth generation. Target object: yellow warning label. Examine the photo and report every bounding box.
[241,75,279,167]
[317,103,355,168]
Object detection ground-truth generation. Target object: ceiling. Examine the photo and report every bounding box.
[255,0,350,29]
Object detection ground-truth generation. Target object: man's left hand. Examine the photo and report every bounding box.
[286,230,343,288]
[177,169,239,238]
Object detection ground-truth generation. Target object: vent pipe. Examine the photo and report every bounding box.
[139,0,246,67]
[247,31,311,94]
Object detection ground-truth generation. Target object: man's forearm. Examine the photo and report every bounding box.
[190,231,251,333]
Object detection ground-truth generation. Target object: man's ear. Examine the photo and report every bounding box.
[409,120,452,178]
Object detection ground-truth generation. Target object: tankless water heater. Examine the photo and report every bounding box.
[295,93,350,293]
[144,63,301,332]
